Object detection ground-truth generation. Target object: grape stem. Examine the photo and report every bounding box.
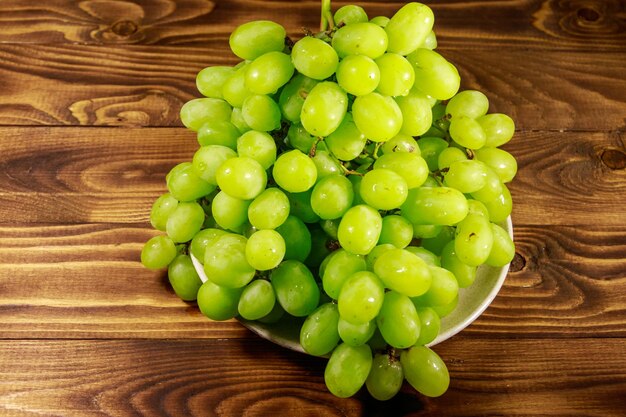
[320,0,334,32]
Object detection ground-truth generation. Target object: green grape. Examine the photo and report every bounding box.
[305,226,333,268]
[414,307,441,345]
[378,215,413,248]
[211,191,250,231]
[407,48,460,100]
[374,248,432,297]
[223,65,252,108]
[270,260,320,317]
[245,229,285,271]
[336,54,380,96]
[241,94,281,132]
[449,116,487,149]
[365,244,396,271]
[287,123,317,153]
[338,205,383,255]
[373,152,429,189]
[196,66,234,99]
[370,16,390,27]
[197,280,243,321]
[446,90,489,120]
[422,226,455,255]
[286,189,320,223]
[204,234,255,289]
[150,193,178,231]
[348,175,365,205]
[166,201,205,243]
[245,51,294,95]
[291,36,339,80]
[360,169,408,210]
[455,214,494,266]
[381,133,419,155]
[437,147,467,170]
[474,147,518,183]
[478,113,515,147]
[236,130,277,169]
[375,53,415,97]
[230,107,251,133]
[196,119,240,149]
[215,156,267,200]
[320,218,340,240]
[486,223,515,267]
[412,266,459,307]
[190,228,226,263]
[275,216,312,262]
[385,2,434,55]
[412,224,442,239]
[338,317,376,346]
[192,145,237,185]
[167,162,215,202]
[247,188,290,230]
[338,271,385,325]
[325,114,367,161]
[482,184,512,222]
[258,301,285,324]
[471,166,503,202]
[432,294,458,318]
[273,149,318,193]
[324,343,373,398]
[311,175,354,220]
[301,81,348,137]
[332,22,388,59]
[300,303,341,356]
[421,175,441,188]
[422,30,437,50]
[418,137,449,171]
[440,240,476,288]
[443,159,489,193]
[395,90,433,136]
[334,5,368,25]
[180,98,233,132]
[401,186,468,225]
[401,346,449,397]
[322,248,367,300]
[467,198,490,218]
[229,20,286,60]
[141,235,177,270]
[376,291,420,349]
[279,74,319,123]
[238,279,276,320]
[366,353,404,401]
[312,150,343,178]
[167,254,203,301]
[352,92,403,142]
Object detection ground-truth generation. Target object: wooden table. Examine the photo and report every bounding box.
[1,1,625,415]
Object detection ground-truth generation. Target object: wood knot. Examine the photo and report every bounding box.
[510,252,526,272]
[111,20,138,37]
[600,148,626,170]
[577,7,601,22]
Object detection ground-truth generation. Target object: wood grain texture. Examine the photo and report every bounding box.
[0,0,624,50]
[0,223,624,339]
[0,338,624,417]
[1,128,624,225]
[0,44,624,129]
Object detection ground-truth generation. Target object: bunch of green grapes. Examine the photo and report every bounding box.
[141,1,517,400]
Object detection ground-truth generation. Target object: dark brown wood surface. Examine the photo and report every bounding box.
[0,0,624,416]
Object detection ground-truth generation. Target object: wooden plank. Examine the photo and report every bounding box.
[0,0,624,51]
[0,128,624,225]
[0,338,624,416]
[0,44,624,130]
[0,223,624,339]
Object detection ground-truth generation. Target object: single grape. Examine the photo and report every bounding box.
[440,240,477,288]
[287,123,317,153]
[443,159,489,193]
[478,113,516,147]
[376,290,421,349]
[471,166,503,202]
[375,53,415,97]
[334,5,369,25]
[320,218,340,240]
[449,116,487,149]
[247,188,290,230]
[378,215,414,249]
[336,54,380,96]
[411,266,459,307]
[166,201,205,243]
[215,156,267,200]
[300,303,341,356]
[312,150,343,178]
[211,191,251,231]
[394,90,433,136]
[454,214,494,266]
[338,271,385,325]
[422,30,437,50]
[167,162,216,202]
[381,134,420,155]
[192,145,237,186]
[167,254,203,301]
[245,51,294,95]
[301,81,348,137]
[366,353,404,401]
[271,260,320,317]
[353,92,403,142]
[204,234,255,289]
[412,224,443,240]
[272,149,318,193]
[230,106,251,133]
[241,94,281,132]
[401,346,449,397]
[474,147,518,183]
[325,114,367,161]
[373,152,429,189]
[467,199,490,218]
[238,279,276,320]
[437,146,467,170]
[374,248,432,297]
[486,222,515,267]
[291,36,339,80]
[190,228,226,263]
[245,229,285,271]
[180,98,233,132]
[196,66,235,99]
[414,306,441,345]
[150,193,179,231]
[338,205,383,255]
[332,22,388,59]
[223,65,252,108]
[141,235,177,270]
[385,2,434,55]
[322,248,367,300]
[235,130,277,170]
[275,216,312,262]
[229,20,286,60]
[401,186,469,225]
[359,169,408,210]
[407,48,460,100]
[482,184,512,222]
[197,280,243,321]
[446,90,489,120]
[370,16,390,27]
[338,317,376,347]
[311,175,354,220]
[324,343,373,398]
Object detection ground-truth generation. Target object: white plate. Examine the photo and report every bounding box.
[191,216,513,352]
